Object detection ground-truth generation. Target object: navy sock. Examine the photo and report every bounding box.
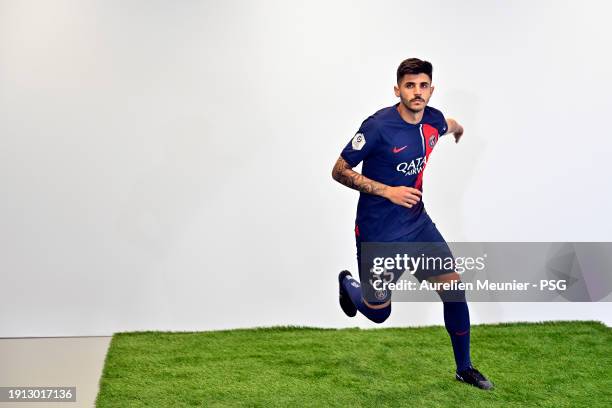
[341,275,390,324]
[440,288,472,372]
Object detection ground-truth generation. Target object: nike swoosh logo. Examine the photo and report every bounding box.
[393,146,407,153]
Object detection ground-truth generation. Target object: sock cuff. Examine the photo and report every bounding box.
[439,288,466,303]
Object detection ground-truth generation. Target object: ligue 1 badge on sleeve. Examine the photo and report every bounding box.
[429,134,437,148]
[352,133,366,150]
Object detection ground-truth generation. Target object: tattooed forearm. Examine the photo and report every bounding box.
[332,156,389,197]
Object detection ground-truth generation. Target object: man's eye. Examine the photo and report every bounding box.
[421,84,429,89]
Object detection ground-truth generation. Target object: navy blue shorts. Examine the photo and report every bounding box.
[356,220,455,303]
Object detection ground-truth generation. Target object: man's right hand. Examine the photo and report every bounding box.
[383,186,422,208]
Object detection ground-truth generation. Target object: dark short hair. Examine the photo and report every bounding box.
[396,58,433,84]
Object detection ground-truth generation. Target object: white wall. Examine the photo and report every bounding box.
[1,0,611,337]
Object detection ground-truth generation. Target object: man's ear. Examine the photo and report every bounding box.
[430,85,435,96]
[394,85,400,97]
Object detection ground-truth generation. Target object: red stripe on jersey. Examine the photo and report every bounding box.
[414,124,439,191]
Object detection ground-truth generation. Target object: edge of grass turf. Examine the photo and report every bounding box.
[96,320,609,407]
[109,319,609,337]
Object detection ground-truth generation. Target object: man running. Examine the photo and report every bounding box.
[332,58,493,390]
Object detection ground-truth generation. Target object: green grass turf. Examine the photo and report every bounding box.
[96,321,611,407]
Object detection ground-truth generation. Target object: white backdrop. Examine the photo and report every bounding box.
[1,0,611,337]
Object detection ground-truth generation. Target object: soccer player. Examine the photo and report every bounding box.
[332,58,493,390]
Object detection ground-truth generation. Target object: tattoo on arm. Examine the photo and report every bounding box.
[332,156,388,197]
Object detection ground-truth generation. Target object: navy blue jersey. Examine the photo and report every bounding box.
[341,103,447,242]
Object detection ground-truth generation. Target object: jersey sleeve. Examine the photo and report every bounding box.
[428,106,448,136]
[340,118,382,168]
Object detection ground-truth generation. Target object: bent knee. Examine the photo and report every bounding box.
[363,298,391,309]
[370,313,390,324]
[369,305,391,324]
